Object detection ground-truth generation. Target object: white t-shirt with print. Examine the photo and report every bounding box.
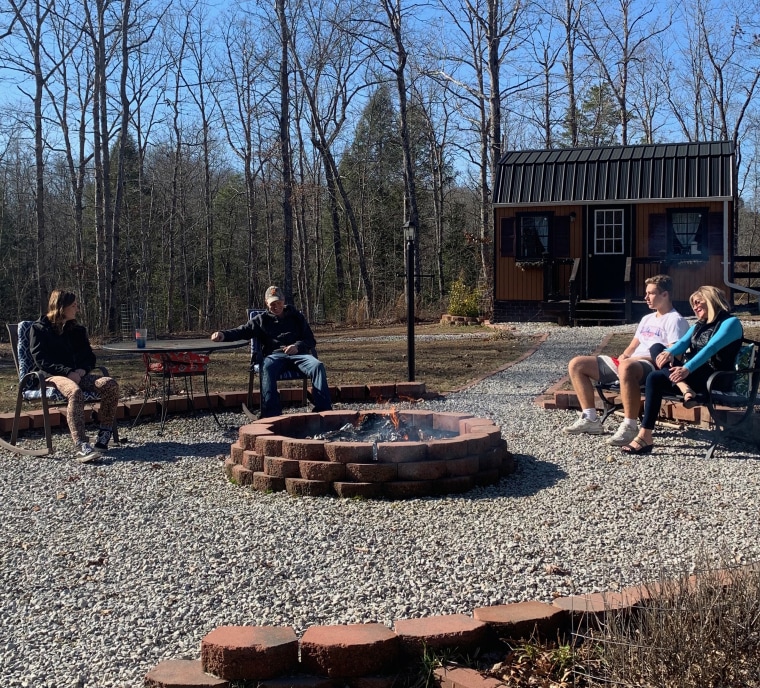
[630,309,689,359]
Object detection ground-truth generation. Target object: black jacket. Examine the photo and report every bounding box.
[219,306,316,358]
[29,316,97,377]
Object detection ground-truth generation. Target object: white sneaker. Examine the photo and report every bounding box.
[563,416,605,435]
[76,442,102,463]
[606,422,638,446]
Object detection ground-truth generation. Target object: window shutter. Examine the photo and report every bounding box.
[552,216,571,257]
[500,217,515,257]
[707,213,723,254]
[648,213,668,257]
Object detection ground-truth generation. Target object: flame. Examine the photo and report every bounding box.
[389,406,400,430]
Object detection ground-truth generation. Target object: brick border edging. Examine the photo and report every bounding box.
[144,563,760,687]
[0,382,430,437]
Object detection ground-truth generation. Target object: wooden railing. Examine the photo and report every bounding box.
[624,257,633,323]
[568,258,581,325]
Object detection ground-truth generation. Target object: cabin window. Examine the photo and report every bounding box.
[593,209,624,254]
[517,215,550,259]
[648,209,722,258]
[668,208,707,256]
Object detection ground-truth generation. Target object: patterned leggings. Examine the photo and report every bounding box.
[46,374,119,445]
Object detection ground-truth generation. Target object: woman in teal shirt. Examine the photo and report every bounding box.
[621,285,743,455]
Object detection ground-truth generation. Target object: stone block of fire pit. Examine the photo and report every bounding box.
[460,418,497,434]
[397,460,448,481]
[479,446,507,471]
[231,465,254,486]
[333,481,385,498]
[398,410,435,428]
[317,410,358,430]
[300,623,400,678]
[239,428,273,451]
[285,478,333,497]
[230,442,244,463]
[375,442,427,463]
[201,625,298,681]
[255,675,335,688]
[145,659,230,687]
[345,462,398,483]
[300,460,346,482]
[384,480,435,499]
[282,439,326,462]
[426,438,469,461]
[255,436,286,456]
[473,469,500,486]
[253,472,285,492]
[445,456,480,477]
[466,434,492,455]
[324,442,374,464]
[264,457,301,479]
[433,412,473,432]
[243,451,264,472]
[393,615,488,655]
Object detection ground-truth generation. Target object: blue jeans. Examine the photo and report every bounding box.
[260,352,332,417]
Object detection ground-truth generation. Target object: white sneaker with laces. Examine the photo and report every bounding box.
[606,422,638,446]
[563,415,605,435]
[76,442,102,463]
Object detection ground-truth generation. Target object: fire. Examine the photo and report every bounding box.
[389,407,400,429]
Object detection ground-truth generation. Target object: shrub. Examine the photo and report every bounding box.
[447,276,480,317]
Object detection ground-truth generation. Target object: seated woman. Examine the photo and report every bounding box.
[30,289,120,463]
[621,285,743,455]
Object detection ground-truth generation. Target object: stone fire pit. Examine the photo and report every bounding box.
[226,410,514,499]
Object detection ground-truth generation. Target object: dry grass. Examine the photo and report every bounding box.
[0,322,537,413]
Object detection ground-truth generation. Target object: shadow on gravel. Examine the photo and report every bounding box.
[96,440,230,464]
[469,454,567,499]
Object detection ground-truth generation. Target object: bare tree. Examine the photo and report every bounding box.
[289,0,377,315]
[577,0,671,145]
[3,0,73,306]
[435,0,526,282]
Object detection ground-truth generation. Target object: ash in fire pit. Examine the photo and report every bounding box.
[309,411,457,444]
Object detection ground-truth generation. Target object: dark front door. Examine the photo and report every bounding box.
[586,207,630,299]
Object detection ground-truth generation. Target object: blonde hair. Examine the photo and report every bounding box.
[46,289,77,334]
[689,285,730,323]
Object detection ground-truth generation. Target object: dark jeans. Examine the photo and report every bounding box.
[641,366,715,430]
[260,352,332,418]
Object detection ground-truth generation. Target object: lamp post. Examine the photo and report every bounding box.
[404,221,416,381]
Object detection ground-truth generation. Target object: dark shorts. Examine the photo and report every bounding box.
[596,355,655,385]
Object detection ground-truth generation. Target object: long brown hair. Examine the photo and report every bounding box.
[46,289,77,334]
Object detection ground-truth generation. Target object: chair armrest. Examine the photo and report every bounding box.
[705,366,760,407]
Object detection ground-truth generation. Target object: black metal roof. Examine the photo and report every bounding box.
[494,141,735,205]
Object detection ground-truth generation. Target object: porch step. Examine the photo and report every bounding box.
[572,300,626,326]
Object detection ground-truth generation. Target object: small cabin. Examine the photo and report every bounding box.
[492,141,736,324]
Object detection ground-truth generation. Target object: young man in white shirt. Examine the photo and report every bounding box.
[563,274,689,445]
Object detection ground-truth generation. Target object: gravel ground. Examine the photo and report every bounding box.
[1,321,759,687]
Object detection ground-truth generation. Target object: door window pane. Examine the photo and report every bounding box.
[594,209,624,255]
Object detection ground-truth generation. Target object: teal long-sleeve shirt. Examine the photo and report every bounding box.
[665,316,743,372]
